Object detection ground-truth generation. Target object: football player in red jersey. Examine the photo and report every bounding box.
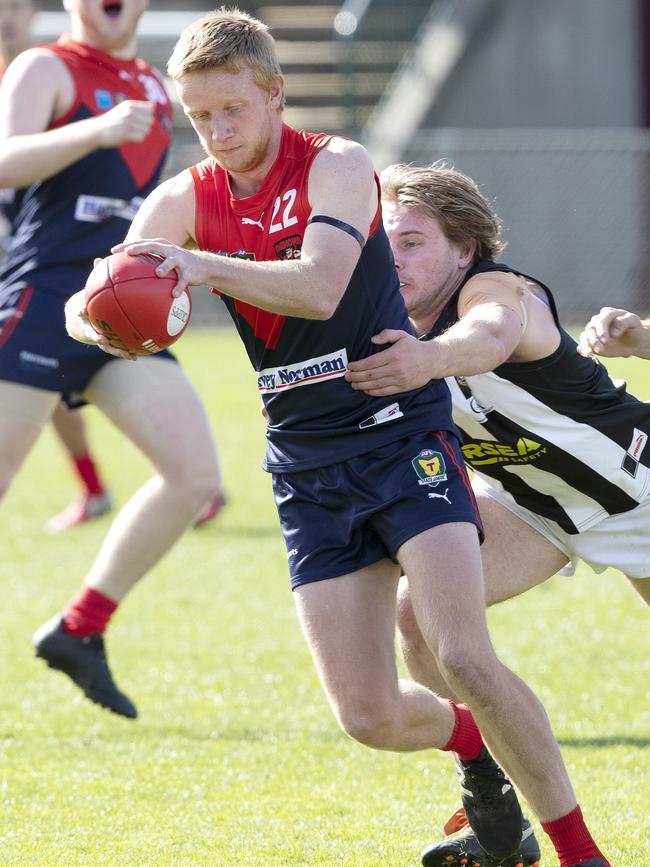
[65,9,608,867]
[0,0,224,534]
[0,0,114,531]
[0,0,225,720]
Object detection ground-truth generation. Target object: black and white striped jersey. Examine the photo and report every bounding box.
[424,261,650,534]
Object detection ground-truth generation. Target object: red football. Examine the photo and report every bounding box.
[84,251,192,354]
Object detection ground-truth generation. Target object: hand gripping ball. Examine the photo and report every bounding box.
[84,251,192,354]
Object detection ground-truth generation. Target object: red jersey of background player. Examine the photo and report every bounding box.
[192,123,455,472]
[0,35,172,291]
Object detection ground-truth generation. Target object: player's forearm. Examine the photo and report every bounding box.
[434,320,514,377]
[113,236,353,318]
[198,251,344,320]
[0,119,105,188]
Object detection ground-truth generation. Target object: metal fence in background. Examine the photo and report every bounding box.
[395,127,650,317]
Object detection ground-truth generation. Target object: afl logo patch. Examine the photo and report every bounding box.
[411,449,448,487]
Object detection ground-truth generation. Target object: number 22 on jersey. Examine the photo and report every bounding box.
[269,189,298,234]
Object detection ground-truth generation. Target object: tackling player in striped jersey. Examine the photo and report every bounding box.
[346,161,644,867]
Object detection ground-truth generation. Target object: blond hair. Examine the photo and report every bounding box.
[380,161,505,261]
[167,6,283,105]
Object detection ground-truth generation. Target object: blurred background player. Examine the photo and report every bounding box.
[0,0,221,534]
[0,0,224,719]
[46,401,224,533]
[578,307,650,359]
[0,0,112,532]
[45,402,113,532]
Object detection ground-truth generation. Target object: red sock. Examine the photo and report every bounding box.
[73,453,105,496]
[442,701,484,760]
[541,805,610,867]
[62,586,117,636]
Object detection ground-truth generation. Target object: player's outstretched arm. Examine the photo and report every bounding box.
[346,272,528,396]
[0,48,155,188]
[577,306,650,359]
[113,139,377,320]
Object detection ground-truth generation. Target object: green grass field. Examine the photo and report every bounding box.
[1,327,648,866]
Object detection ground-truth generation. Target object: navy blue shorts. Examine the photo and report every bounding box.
[0,273,174,407]
[272,429,483,589]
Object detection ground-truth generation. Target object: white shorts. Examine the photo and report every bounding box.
[472,475,650,579]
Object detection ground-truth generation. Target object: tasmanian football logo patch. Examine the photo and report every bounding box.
[411,449,447,487]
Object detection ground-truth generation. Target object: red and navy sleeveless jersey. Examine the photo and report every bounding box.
[0,36,172,294]
[192,123,455,471]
